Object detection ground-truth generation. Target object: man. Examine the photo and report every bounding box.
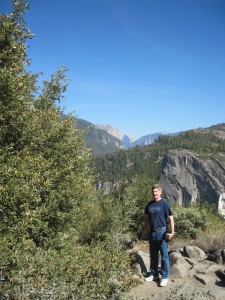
[144,184,174,287]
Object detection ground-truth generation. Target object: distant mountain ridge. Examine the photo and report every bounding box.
[76,118,175,154]
[95,124,124,140]
[95,124,135,149]
[95,123,179,149]
[74,117,225,158]
[75,116,225,208]
[131,131,180,147]
[74,117,182,154]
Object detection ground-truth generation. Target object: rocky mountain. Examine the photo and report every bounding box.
[94,123,181,149]
[158,123,225,208]
[63,115,182,154]
[95,124,135,149]
[77,120,176,153]
[159,149,225,206]
[75,118,124,155]
[131,132,180,147]
[122,134,134,149]
[95,124,124,140]
[131,132,165,147]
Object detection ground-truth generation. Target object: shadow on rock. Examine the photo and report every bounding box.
[215,280,225,288]
[134,252,148,276]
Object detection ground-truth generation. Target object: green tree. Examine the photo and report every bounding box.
[0,0,94,251]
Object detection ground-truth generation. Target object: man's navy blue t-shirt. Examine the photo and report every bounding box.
[145,198,173,230]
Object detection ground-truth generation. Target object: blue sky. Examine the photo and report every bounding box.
[2,0,225,139]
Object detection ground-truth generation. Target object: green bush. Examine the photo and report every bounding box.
[172,201,225,240]
[0,237,136,300]
[172,203,207,239]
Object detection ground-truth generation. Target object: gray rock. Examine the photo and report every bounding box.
[130,242,225,300]
[208,249,225,264]
[134,250,149,276]
[169,252,183,266]
[170,257,191,278]
[189,260,218,277]
[184,245,207,261]
[184,257,198,266]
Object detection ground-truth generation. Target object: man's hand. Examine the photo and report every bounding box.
[165,232,174,240]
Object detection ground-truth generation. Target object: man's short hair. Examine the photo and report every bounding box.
[151,184,162,192]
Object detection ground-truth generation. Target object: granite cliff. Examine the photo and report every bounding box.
[160,150,225,207]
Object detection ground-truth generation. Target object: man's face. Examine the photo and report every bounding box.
[152,188,162,201]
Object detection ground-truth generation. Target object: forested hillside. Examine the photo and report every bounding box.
[94,127,225,183]
[93,127,225,207]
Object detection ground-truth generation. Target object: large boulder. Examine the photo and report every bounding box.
[189,260,218,277]
[170,256,191,278]
[133,250,149,277]
[183,246,207,261]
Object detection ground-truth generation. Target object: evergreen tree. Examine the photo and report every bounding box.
[0,0,94,250]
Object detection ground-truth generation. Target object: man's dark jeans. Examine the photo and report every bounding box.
[149,229,169,279]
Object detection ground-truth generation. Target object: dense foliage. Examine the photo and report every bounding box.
[93,145,163,183]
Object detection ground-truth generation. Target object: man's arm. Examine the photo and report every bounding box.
[167,215,175,240]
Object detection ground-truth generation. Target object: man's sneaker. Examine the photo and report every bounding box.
[159,278,168,287]
[145,274,159,282]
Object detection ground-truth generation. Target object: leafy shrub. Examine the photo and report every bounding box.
[0,236,136,300]
[172,201,225,243]
[172,203,207,239]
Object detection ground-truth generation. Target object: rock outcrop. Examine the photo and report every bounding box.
[160,150,225,206]
[95,124,124,140]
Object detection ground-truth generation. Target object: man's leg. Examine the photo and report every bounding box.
[149,233,159,277]
[160,240,169,279]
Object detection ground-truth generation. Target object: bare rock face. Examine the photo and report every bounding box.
[160,150,225,206]
[95,124,123,140]
[96,181,115,194]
